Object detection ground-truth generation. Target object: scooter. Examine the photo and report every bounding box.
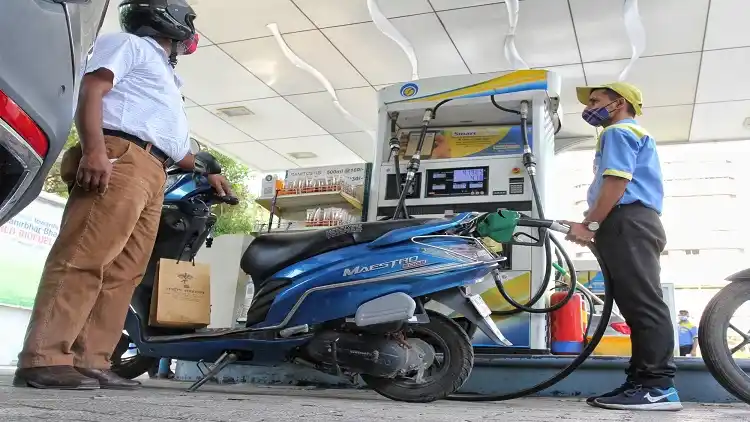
[698,269,750,404]
[110,153,573,403]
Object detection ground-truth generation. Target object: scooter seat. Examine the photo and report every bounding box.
[241,218,431,283]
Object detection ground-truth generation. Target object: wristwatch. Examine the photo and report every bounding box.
[585,221,600,232]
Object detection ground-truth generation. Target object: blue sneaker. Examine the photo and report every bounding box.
[593,386,683,411]
[585,381,636,407]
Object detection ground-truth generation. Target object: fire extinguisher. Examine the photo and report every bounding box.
[550,290,586,355]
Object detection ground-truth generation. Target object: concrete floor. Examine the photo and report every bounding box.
[0,369,748,422]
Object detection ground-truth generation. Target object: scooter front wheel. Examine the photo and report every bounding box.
[360,311,474,403]
[699,281,750,404]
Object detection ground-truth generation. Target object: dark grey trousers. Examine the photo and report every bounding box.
[594,203,677,388]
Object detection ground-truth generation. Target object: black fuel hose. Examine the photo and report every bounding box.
[447,100,612,402]
[388,99,610,401]
[447,245,613,402]
[392,154,409,219]
[492,233,577,314]
[488,111,575,316]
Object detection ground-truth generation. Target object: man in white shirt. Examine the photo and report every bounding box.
[14,0,233,390]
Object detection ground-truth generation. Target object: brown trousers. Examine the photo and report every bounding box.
[18,136,166,369]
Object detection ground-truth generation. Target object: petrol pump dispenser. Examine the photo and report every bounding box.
[368,70,563,353]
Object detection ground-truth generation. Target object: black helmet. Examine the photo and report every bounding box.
[119,0,196,42]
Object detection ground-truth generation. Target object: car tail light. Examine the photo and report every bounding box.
[0,89,49,158]
[610,321,631,335]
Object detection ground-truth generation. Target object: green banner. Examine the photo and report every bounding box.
[0,195,64,308]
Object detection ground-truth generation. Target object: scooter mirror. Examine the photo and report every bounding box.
[190,137,202,154]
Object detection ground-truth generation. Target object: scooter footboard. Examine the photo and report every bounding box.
[430,287,512,346]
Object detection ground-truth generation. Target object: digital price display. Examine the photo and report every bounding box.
[426,166,489,197]
[454,168,485,183]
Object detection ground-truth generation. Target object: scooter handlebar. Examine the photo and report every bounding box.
[219,195,240,205]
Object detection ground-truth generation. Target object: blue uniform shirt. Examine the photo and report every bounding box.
[678,321,698,347]
[586,119,664,214]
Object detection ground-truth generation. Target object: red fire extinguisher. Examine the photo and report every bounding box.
[550,291,586,355]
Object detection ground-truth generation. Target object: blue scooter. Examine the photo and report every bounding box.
[111,152,571,403]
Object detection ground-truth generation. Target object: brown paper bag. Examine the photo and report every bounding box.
[149,258,211,328]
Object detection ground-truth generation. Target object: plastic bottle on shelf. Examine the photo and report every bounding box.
[322,208,332,227]
[329,176,339,192]
[312,207,323,226]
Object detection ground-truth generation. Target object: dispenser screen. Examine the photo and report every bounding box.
[426,167,489,197]
[454,168,484,183]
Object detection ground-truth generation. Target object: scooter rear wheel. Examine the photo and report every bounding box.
[361,311,474,403]
[699,281,750,404]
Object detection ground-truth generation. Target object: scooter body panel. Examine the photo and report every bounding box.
[125,171,500,365]
[261,233,494,328]
[124,312,309,363]
[366,213,475,248]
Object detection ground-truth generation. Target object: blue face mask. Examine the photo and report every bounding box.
[679,316,689,322]
[581,100,618,127]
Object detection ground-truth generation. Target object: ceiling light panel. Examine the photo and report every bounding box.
[208,98,327,141]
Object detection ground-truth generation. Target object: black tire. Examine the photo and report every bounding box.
[699,281,750,404]
[361,311,474,403]
[452,317,478,340]
[111,333,158,380]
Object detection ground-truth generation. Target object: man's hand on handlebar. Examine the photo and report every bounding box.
[207,174,234,199]
[561,220,594,247]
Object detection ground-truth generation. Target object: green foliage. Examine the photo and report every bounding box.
[42,130,266,235]
[204,146,268,236]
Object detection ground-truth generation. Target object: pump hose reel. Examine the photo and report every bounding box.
[388,98,614,402]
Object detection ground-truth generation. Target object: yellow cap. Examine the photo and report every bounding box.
[576,82,643,116]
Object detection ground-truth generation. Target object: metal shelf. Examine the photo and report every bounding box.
[255,190,362,218]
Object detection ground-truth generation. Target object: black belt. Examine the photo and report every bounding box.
[615,201,644,209]
[103,129,174,168]
[614,201,660,215]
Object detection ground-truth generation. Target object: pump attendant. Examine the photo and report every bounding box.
[678,310,699,357]
[563,82,681,411]
[14,0,232,390]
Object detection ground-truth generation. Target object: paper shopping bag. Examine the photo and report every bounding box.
[149,258,211,328]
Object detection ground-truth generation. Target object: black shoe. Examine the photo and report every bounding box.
[75,368,142,390]
[13,366,100,390]
[586,381,636,406]
[594,385,683,411]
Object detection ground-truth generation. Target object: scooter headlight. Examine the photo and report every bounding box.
[163,174,183,193]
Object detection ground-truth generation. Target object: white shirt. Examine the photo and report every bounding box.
[85,33,190,161]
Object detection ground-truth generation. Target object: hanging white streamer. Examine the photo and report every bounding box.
[267,23,375,140]
[619,0,646,81]
[367,0,419,80]
[504,0,529,70]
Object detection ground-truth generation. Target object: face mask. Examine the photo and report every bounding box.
[679,316,689,322]
[581,100,618,127]
[176,33,200,56]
